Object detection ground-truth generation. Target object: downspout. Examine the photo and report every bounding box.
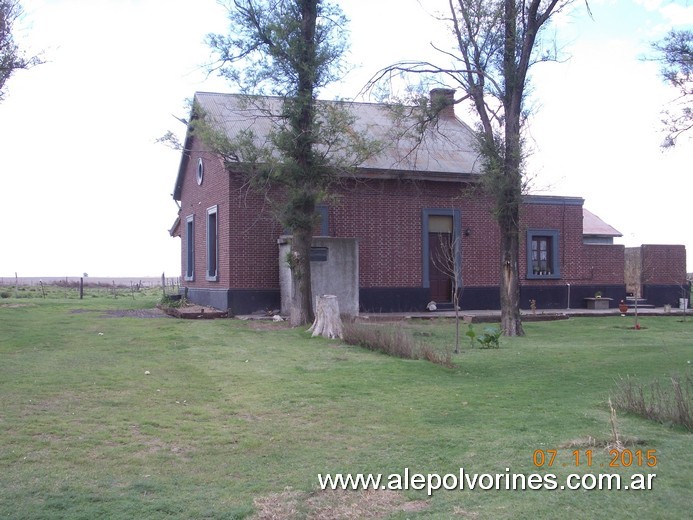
[566,283,571,310]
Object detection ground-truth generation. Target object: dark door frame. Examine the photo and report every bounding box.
[422,208,462,300]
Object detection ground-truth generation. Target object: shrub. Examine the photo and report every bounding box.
[465,324,501,349]
[611,373,692,431]
[159,295,186,309]
[343,324,415,358]
[0,291,11,299]
[342,324,452,367]
[477,327,502,349]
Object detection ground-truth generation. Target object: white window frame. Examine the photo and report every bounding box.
[184,215,194,281]
[206,205,218,281]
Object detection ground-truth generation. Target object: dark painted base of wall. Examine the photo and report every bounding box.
[643,283,692,307]
[183,287,280,316]
[184,283,687,315]
[521,284,626,310]
[360,285,631,312]
[359,287,429,313]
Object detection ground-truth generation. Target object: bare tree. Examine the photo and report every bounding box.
[366,0,586,336]
[0,0,41,102]
[430,233,463,353]
[651,29,693,147]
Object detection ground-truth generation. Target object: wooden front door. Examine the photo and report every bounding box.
[429,231,453,302]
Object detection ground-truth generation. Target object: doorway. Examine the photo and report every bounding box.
[428,215,453,302]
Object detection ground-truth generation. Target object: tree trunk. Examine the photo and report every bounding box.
[499,221,524,336]
[498,119,524,336]
[452,282,461,354]
[308,294,344,339]
[495,0,524,337]
[286,0,318,327]
[289,228,315,326]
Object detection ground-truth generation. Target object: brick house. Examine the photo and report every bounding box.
[170,91,687,315]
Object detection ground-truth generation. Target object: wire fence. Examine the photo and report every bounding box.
[0,276,181,300]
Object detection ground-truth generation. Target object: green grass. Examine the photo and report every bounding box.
[0,292,691,519]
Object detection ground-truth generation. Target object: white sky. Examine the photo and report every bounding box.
[1,0,691,277]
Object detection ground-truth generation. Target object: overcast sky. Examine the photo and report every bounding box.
[1,0,691,278]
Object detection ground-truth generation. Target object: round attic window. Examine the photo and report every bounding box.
[196,158,204,185]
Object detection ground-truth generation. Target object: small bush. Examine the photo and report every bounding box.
[0,291,11,299]
[159,295,186,309]
[611,373,692,431]
[477,327,502,349]
[342,324,452,367]
[465,324,501,349]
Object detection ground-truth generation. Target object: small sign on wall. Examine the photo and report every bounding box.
[310,247,328,262]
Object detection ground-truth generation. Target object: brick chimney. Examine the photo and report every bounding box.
[429,88,456,119]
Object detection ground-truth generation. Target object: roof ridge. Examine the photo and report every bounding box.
[193,90,439,111]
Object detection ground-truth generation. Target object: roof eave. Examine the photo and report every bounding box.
[350,168,481,183]
[169,215,181,237]
[584,232,623,238]
[172,131,194,202]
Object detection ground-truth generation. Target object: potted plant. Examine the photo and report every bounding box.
[595,291,602,299]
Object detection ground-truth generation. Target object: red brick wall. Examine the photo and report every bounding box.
[327,182,625,289]
[177,137,282,290]
[520,202,582,284]
[176,151,627,291]
[177,145,229,288]
[330,179,501,288]
[641,244,687,285]
[519,202,624,286]
[579,245,626,284]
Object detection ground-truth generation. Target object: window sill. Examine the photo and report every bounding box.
[526,273,561,280]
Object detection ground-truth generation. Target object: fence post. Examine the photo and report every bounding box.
[79,277,84,300]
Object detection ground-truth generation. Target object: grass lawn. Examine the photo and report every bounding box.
[0,291,691,519]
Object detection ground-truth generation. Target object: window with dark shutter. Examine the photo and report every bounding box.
[206,206,218,281]
[185,215,194,281]
[527,230,560,279]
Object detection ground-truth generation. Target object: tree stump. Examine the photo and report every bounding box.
[308,295,344,339]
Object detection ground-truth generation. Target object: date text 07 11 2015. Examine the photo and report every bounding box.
[533,449,658,468]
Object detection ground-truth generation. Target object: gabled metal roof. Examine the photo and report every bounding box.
[583,208,622,237]
[173,91,482,200]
